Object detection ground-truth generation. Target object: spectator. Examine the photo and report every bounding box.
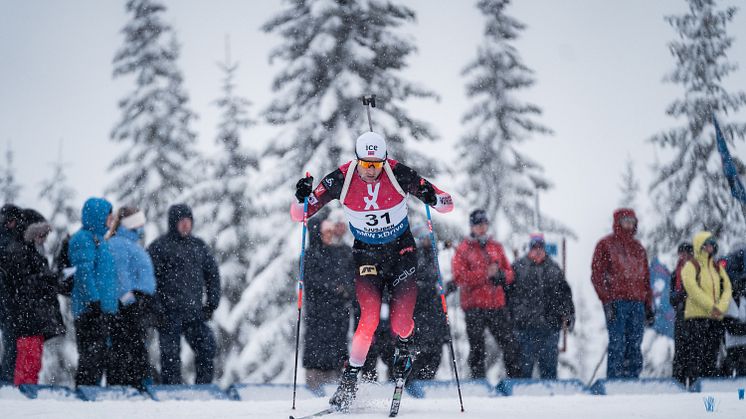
[452,209,521,379]
[303,217,355,394]
[148,204,220,384]
[68,197,119,386]
[6,209,65,385]
[680,232,732,382]
[723,245,746,376]
[591,208,653,379]
[106,206,156,390]
[509,233,574,379]
[0,204,24,384]
[670,242,693,384]
[410,225,448,380]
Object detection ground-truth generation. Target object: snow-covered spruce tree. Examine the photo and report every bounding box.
[458,0,570,241]
[220,0,438,383]
[38,147,80,261]
[37,149,79,386]
[648,0,746,255]
[188,49,258,382]
[109,0,198,235]
[619,157,641,210]
[0,144,21,205]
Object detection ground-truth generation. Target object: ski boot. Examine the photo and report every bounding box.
[392,334,417,381]
[329,363,360,412]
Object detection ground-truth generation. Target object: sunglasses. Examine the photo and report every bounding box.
[358,160,385,169]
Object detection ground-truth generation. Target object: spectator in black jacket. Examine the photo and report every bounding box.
[148,204,220,384]
[723,246,746,376]
[670,242,693,384]
[5,209,65,385]
[410,225,448,380]
[303,216,355,394]
[509,234,574,379]
[0,204,24,384]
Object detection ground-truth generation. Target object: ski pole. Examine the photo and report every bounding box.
[292,173,311,410]
[361,95,376,132]
[587,345,608,387]
[423,194,464,412]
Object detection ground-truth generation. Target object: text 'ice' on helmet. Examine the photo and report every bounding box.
[355,132,387,160]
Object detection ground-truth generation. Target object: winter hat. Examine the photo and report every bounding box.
[529,233,546,249]
[167,203,193,233]
[0,204,23,224]
[21,209,51,243]
[121,210,146,230]
[355,132,387,160]
[677,242,693,255]
[469,209,489,226]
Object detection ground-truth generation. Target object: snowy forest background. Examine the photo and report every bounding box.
[1,0,746,387]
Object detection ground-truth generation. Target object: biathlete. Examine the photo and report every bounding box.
[290,131,453,410]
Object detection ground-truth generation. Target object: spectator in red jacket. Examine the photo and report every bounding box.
[591,208,654,378]
[452,209,520,379]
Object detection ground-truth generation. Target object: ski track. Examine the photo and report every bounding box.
[1,393,744,418]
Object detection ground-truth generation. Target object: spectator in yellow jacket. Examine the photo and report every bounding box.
[680,231,731,383]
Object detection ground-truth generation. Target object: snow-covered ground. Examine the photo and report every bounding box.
[1,392,744,419]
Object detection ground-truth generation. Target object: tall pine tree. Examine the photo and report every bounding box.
[109,0,198,235]
[220,0,438,383]
[37,144,79,386]
[619,157,641,210]
[458,0,569,241]
[38,145,79,260]
[0,144,21,204]
[648,0,746,255]
[189,45,259,381]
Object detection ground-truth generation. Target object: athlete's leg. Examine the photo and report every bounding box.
[388,249,418,339]
[349,271,383,367]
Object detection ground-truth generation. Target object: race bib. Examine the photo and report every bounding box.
[344,199,409,244]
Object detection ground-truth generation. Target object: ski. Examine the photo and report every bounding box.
[388,378,405,417]
[288,407,338,419]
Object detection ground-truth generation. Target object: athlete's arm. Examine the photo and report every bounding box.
[392,161,454,213]
[290,168,345,222]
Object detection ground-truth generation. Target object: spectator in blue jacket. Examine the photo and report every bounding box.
[148,204,220,384]
[106,206,156,390]
[68,197,118,386]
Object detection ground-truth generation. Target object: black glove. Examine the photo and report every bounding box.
[295,176,314,203]
[645,305,655,327]
[603,302,616,323]
[418,180,437,206]
[202,304,217,320]
[489,269,507,286]
[563,315,576,332]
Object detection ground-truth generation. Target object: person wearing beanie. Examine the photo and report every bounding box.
[290,131,453,410]
[591,208,654,379]
[106,206,156,390]
[5,209,65,385]
[302,212,355,394]
[670,242,694,384]
[68,197,119,386]
[147,203,220,385]
[0,204,24,384]
[509,233,574,379]
[451,209,521,379]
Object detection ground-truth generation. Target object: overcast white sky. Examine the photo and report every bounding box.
[1,0,745,285]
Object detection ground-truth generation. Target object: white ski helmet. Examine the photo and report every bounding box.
[355,132,387,160]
